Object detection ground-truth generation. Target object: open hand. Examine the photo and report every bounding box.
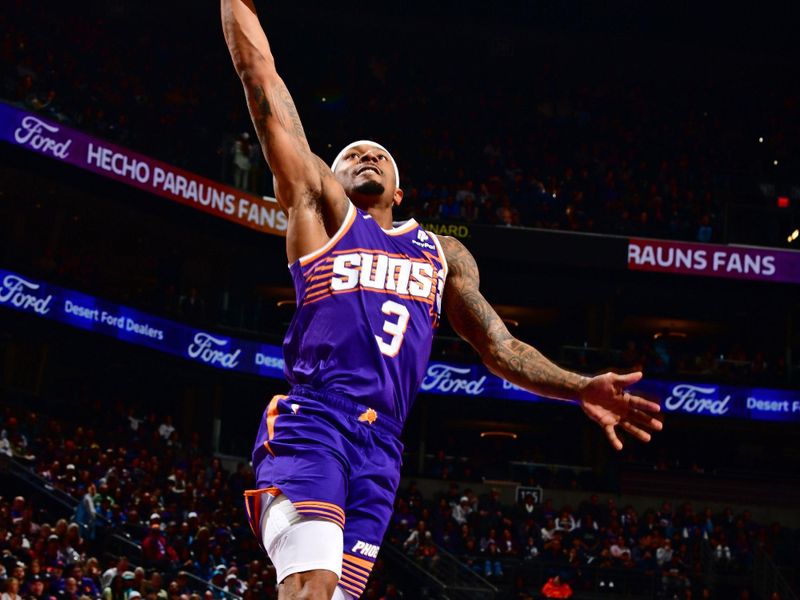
[579,371,662,451]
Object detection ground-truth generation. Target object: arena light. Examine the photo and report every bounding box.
[654,331,687,339]
[774,160,779,166]
[789,229,799,243]
[480,431,518,440]
[758,137,764,143]
[777,196,790,208]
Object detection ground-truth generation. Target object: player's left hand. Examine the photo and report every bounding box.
[578,371,662,451]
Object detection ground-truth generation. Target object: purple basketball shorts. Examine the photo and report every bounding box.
[244,385,403,597]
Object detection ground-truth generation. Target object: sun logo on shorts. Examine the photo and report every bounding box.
[358,408,378,425]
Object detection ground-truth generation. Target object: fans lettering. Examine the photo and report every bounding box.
[711,251,776,275]
[13,116,72,159]
[628,241,777,277]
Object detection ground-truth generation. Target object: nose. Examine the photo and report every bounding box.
[359,150,379,164]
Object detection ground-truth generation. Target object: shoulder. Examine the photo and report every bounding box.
[436,236,478,278]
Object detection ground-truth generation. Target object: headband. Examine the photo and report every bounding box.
[330,140,400,188]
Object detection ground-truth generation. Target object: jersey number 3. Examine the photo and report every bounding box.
[375,300,410,357]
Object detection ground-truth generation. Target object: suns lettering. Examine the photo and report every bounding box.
[360,254,389,289]
[330,254,362,290]
[331,252,435,300]
[409,263,434,297]
[385,258,411,294]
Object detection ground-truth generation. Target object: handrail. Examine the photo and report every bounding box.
[382,543,449,589]
[383,542,497,600]
[753,547,798,600]
[432,543,499,592]
[2,454,243,600]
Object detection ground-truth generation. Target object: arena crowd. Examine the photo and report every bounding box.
[2,395,796,600]
[0,405,399,600]
[4,1,798,248]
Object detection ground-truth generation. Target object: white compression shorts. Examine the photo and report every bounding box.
[260,493,354,600]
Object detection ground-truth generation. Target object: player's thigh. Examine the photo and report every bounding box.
[261,495,344,587]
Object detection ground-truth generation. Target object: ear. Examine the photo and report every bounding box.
[392,187,404,206]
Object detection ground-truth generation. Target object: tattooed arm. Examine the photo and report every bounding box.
[221,0,347,260]
[440,236,662,450]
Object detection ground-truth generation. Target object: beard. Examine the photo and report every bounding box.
[353,180,385,196]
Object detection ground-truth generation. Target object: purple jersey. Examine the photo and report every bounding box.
[283,202,447,422]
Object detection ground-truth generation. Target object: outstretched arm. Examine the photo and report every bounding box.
[439,236,662,450]
[221,0,346,223]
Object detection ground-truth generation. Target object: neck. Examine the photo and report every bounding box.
[365,205,395,229]
[348,188,398,229]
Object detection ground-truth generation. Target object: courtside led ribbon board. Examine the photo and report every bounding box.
[2,268,799,423]
[0,102,287,236]
[627,238,800,284]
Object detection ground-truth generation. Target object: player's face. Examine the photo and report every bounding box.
[335,144,397,197]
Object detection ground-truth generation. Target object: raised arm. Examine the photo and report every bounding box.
[221,0,347,255]
[439,236,662,450]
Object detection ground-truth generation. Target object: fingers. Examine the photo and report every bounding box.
[628,408,664,431]
[628,394,661,414]
[605,424,623,451]
[621,420,651,443]
[614,371,643,387]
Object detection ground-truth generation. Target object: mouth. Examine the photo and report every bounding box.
[355,165,382,177]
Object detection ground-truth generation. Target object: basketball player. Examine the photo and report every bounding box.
[221,2,663,599]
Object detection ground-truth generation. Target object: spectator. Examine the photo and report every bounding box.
[158,417,175,442]
[231,133,252,191]
[73,484,97,541]
[452,496,472,526]
[26,574,50,600]
[656,538,674,567]
[222,569,246,596]
[541,575,573,598]
[142,523,178,569]
[102,575,125,600]
[1,577,22,600]
[100,558,129,591]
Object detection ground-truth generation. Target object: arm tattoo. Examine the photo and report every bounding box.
[441,236,587,401]
[249,80,308,151]
[251,85,273,147]
[247,80,335,214]
[274,79,307,140]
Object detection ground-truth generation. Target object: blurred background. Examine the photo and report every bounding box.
[1,1,799,599]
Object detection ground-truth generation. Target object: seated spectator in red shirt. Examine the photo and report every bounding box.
[141,524,177,568]
[541,575,573,598]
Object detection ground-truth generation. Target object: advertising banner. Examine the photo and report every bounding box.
[0,102,287,236]
[418,361,800,422]
[627,238,800,284]
[3,268,799,423]
[0,269,286,380]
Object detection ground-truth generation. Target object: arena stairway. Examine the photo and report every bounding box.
[0,453,243,600]
[381,541,498,600]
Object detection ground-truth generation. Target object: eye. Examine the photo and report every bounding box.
[347,152,358,160]
[378,154,388,161]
